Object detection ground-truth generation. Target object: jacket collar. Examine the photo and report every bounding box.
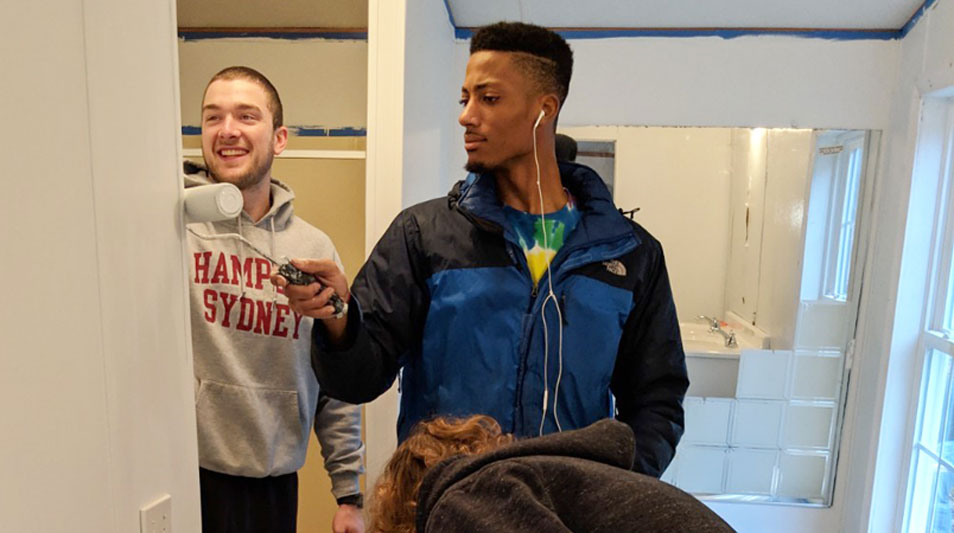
[449,162,638,248]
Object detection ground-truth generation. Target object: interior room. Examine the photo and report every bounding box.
[4,0,954,531]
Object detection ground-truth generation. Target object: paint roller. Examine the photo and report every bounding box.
[183,183,243,223]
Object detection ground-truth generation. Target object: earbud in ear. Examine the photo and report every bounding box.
[534,109,546,129]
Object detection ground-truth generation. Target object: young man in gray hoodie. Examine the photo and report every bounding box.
[185,66,365,533]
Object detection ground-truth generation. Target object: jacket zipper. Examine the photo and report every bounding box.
[508,242,541,434]
[512,233,638,435]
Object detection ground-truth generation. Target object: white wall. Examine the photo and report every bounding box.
[725,128,767,324]
[562,36,898,130]
[611,127,732,322]
[449,35,898,169]
[402,0,457,207]
[845,2,954,532]
[178,38,368,129]
[447,33,899,197]
[0,1,200,532]
[756,129,814,350]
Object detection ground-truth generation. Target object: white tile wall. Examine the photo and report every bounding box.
[790,350,844,401]
[683,397,734,445]
[726,448,778,495]
[675,446,727,494]
[782,403,835,449]
[737,349,791,399]
[794,301,849,350]
[731,400,784,448]
[777,452,829,499]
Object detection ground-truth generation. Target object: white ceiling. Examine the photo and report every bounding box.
[447,0,925,31]
[176,0,927,32]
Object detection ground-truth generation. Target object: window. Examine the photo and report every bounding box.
[823,132,866,302]
[906,100,954,533]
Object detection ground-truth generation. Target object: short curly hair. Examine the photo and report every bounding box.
[470,22,574,106]
[368,415,514,533]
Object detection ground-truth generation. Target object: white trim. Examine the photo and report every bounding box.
[924,331,954,354]
[180,148,366,160]
[863,95,954,533]
[363,0,407,490]
[930,108,954,335]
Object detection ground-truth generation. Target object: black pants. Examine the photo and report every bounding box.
[199,468,298,533]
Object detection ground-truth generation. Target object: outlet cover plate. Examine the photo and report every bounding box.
[140,494,172,533]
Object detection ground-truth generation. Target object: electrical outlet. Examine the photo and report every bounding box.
[140,494,172,533]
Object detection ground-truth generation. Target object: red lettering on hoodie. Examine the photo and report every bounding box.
[219,292,238,328]
[273,304,290,337]
[254,301,273,335]
[194,251,212,284]
[230,255,255,288]
[255,258,271,290]
[236,297,255,331]
[203,289,217,323]
[292,311,305,340]
[210,252,230,284]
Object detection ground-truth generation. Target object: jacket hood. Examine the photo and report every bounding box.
[183,161,296,230]
[415,419,635,531]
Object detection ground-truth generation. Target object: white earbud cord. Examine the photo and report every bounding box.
[533,111,565,436]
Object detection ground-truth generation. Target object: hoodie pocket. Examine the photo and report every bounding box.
[195,379,305,477]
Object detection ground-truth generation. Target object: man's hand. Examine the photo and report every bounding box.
[271,258,350,320]
[271,258,351,345]
[331,504,365,533]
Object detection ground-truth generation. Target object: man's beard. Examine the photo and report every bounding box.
[465,161,495,175]
[205,151,274,190]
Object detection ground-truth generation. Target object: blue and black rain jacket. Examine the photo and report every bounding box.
[313,162,688,476]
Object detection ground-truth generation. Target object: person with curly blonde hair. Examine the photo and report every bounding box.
[369,416,734,533]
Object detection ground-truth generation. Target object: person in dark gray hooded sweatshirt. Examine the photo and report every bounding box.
[370,416,735,533]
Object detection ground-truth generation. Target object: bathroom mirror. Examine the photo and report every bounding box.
[560,125,878,506]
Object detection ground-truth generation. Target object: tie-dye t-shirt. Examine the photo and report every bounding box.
[503,192,581,287]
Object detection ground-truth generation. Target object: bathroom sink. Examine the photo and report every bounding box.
[680,322,742,356]
[679,313,771,398]
[679,316,769,357]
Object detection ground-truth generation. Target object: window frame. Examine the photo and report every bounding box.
[821,131,867,302]
[903,99,954,533]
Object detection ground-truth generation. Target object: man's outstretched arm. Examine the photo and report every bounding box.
[277,211,428,404]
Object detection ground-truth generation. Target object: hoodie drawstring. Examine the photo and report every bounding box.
[269,217,278,304]
[237,215,246,298]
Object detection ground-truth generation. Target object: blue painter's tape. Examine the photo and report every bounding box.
[455,27,902,41]
[179,31,368,42]
[329,127,368,137]
[293,126,367,137]
[901,0,937,38]
[293,127,329,137]
[182,125,366,137]
[442,0,457,29]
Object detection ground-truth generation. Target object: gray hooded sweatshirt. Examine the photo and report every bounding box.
[185,169,363,499]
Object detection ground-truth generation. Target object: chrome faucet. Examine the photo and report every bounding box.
[697,315,738,348]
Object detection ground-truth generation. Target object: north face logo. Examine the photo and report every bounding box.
[603,260,626,277]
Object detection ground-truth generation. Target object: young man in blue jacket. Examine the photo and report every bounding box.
[278,22,688,477]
